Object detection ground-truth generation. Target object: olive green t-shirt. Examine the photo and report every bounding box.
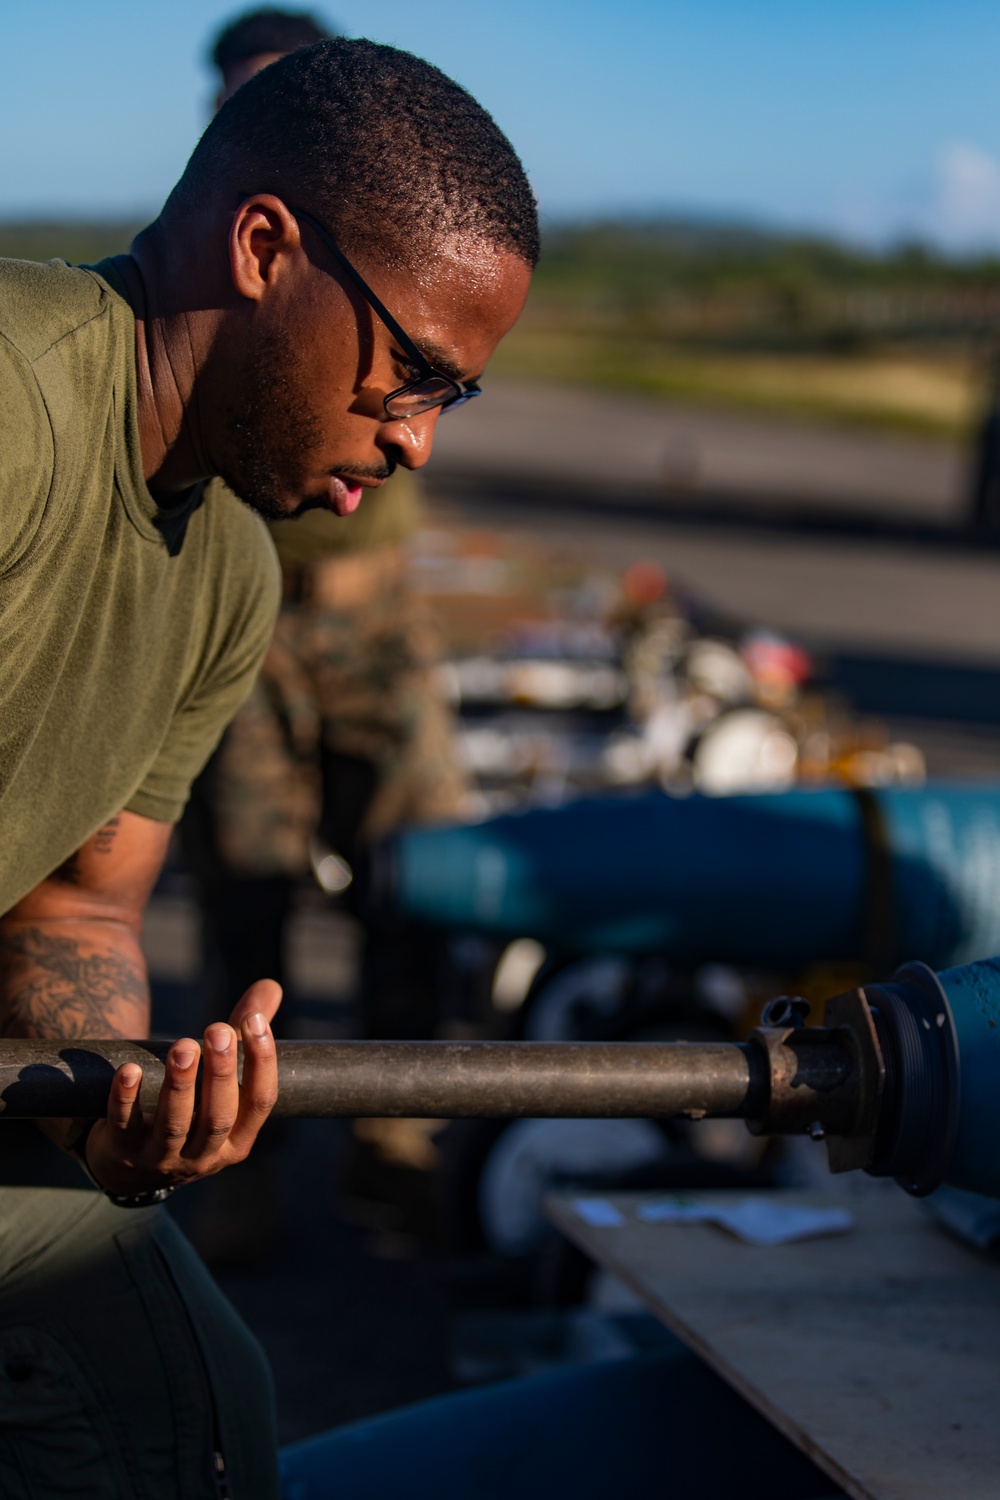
[0,255,280,914]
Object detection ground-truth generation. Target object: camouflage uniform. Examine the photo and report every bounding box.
[197,470,467,880]
[181,471,468,1028]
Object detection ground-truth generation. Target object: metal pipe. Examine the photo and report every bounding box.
[11,961,1000,1199]
[0,1038,772,1120]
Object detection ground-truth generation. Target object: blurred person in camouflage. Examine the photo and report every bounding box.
[183,9,471,1035]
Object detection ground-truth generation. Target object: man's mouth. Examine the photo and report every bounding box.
[326,475,367,516]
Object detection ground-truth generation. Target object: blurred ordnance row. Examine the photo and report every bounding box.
[418,536,924,810]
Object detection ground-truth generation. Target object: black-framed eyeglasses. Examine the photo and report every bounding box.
[292,207,482,420]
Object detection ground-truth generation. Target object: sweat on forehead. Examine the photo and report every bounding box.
[166,37,539,271]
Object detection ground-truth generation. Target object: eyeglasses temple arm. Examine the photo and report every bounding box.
[293,208,435,375]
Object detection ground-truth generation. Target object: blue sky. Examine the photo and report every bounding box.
[5,0,1000,248]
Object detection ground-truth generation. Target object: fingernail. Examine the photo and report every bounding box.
[246,1012,267,1037]
[120,1064,141,1089]
[173,1044,197,1070]
[206,1026,232,1054]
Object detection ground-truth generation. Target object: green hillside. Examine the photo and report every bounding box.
[491,220,1000,436]
[0,220,143,265]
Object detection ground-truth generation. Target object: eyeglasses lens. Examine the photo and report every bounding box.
[384,377,461,418]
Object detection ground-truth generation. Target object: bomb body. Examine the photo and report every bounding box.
[385,783,1000,969]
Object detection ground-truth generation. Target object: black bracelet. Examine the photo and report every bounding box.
[102,1184,178,1209]
[65,1119,178,1209]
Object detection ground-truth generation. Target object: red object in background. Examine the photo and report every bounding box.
[741,631,813,689]
[622,561,668,605]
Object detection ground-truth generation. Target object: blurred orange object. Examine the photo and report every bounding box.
[622,560,668,606]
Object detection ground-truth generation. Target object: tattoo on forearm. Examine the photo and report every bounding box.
[93,817,120,856]
[0,927,148,1039]
[53,817,121,887]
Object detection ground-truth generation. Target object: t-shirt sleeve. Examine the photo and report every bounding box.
[0,335,54,571]
[125,512,281,824]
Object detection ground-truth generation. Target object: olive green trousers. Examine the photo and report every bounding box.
[0,1125,279,1499]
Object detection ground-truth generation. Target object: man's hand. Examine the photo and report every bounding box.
[85,978,283,1197]
[0,809,284,1194]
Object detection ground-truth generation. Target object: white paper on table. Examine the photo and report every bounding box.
[636,1196,855,1246]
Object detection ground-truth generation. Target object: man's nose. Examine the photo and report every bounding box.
[377,410,440,470]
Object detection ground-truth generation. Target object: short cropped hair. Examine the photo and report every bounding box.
[210,8,333,75]
[170,38,539,269]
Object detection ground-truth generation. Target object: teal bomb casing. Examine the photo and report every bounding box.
[388,786,1000,1198]
[931,957,1000,1198]
[820,957,1000,1200]
[388,783,1000,970]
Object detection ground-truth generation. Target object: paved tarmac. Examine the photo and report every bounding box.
[428,380,1000,671]
[427,493,1000,664]
[431,378,971,522]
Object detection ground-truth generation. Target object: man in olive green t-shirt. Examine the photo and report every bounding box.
[0,37,535,1497]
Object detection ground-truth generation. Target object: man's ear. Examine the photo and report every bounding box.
[229,195,302,303]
